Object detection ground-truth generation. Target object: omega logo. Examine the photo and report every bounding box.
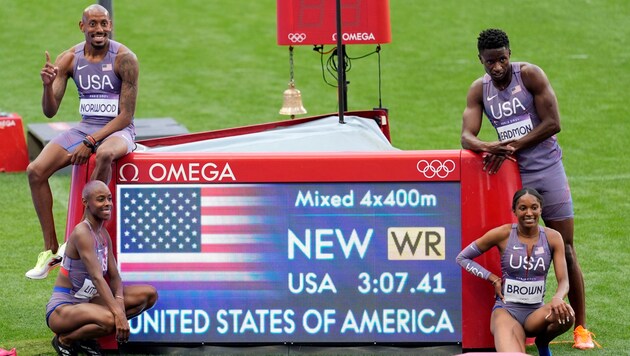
[119,163,139,182]
[118,162,236,182]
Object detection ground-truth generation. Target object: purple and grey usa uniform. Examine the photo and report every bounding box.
[482,62,573,220]
[46,221,109,326]
[49,40,135,153]
[493,224,552,324]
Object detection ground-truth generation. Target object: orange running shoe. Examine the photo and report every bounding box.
[573,325,595,350]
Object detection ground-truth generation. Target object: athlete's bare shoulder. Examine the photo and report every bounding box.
[465,77,484,103]
[519,62,547,79]
[519,62,551,93]
[116,43,138,62]
[54,46,78,76]
[471,76,484,87]
[113,48,138,85]
[543,226,562,240]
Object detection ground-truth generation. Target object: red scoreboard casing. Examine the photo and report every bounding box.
[0,113,29,172]
[66,111,519,350]
[277,0,391,45]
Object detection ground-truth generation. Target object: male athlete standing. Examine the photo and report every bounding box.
[460,28,595,349]
[26,4,138,280]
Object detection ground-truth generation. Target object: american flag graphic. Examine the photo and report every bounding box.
[117,184,284,293]
[102,63,113,71]
[511,84,522,94]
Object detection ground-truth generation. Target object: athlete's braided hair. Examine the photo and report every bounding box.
[477,28,510,52]
[512,187,544,210]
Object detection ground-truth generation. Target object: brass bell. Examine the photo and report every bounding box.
[279,46,307,119]
[279,80,307,118]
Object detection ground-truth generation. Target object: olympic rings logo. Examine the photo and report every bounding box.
[287,33,307,43]
[416,159,456,179]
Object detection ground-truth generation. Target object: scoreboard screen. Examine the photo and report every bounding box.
[117,181,461,342]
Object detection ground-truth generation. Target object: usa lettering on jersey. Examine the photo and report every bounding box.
[489,97,527,120]
[78,74,115,91]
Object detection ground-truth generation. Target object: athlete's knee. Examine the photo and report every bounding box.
[129,285,158,312]
[97,311,116,334]
[146,286,158,309]
[26,162,40,182]
[547,311,574,333]
[93,147,117,166]
[26,160,51,184]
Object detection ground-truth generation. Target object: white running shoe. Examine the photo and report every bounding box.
[25,242,66,279]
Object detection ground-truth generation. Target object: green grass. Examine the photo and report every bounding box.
[1,0,629,355]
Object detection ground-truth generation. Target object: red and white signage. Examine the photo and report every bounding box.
[277,0,391,45]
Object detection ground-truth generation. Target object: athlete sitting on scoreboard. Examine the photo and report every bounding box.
[45,181,158,355]
[456,187,574,356]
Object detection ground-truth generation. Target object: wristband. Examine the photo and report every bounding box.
[86,135,97,145]
[82,138,95,153]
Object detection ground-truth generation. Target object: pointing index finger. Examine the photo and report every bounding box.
[45,51,51,64]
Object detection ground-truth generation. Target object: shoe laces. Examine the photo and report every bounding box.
[574,326,594,340]
[574,327,602,348]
